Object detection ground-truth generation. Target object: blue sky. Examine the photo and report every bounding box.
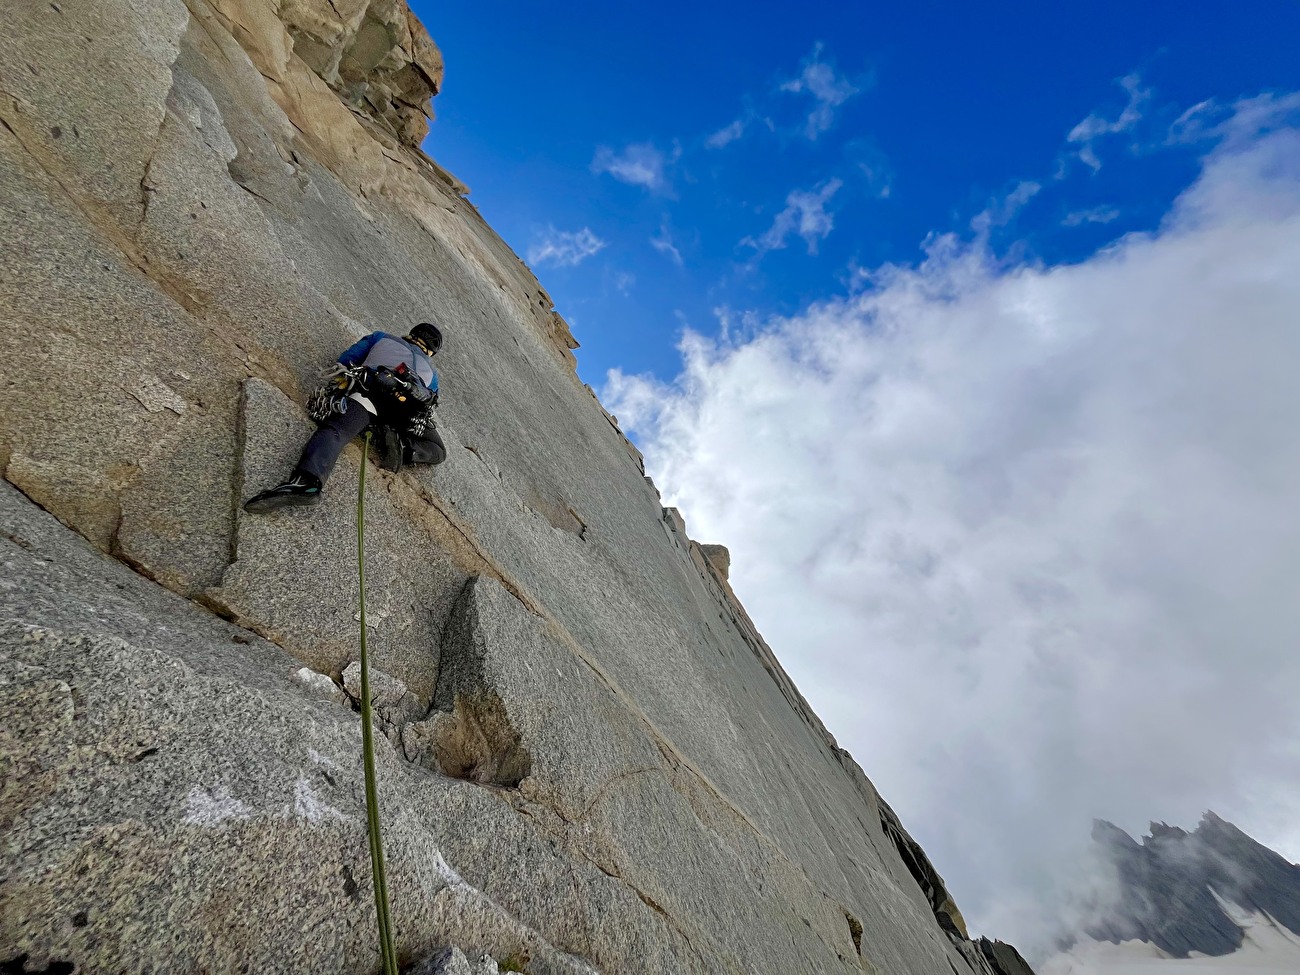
[411,1,1300,952]
[414,0,1300,385]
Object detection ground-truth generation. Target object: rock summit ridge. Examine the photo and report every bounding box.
[1081,813,1300,959]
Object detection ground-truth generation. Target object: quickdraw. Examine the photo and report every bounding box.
[407,406,435,437]
[307,364,365,422]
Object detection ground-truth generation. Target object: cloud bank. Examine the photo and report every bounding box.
[606,117,1300,951]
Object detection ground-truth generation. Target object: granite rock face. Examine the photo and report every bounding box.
[0,0,1031,971]
[0,484,598,975]
[698,543,731,582]
[278,0,445,146]
[1081,814,1300,958]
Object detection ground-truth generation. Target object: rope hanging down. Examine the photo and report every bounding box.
[358,429,399,975]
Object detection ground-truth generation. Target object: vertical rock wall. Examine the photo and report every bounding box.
[0,1,1032,972]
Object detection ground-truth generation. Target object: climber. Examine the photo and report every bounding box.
[243,322,447,512]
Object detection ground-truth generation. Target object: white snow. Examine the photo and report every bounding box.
[307,747,340,772]
[1042,897,1300,975]
[290,667,346,703]
[288,775,348,823]
[432,850,469,888]
[181,784,251,826]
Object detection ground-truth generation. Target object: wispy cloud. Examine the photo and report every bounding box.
[970,179,1042,233]
[526,226,606,268]
[1063,206,1121,227]
[703,47,863,149]
[742,179,844,256]
[651,223,684,266]
[706,119,746,149]
[844,138,893,199]
[1068,73,1151,172]
[611,270,635,295]
[591,141,679,193]
[780,44,860,139]
[710,305,764,345]
[1171,90,1300,149]
[857,161,892,199]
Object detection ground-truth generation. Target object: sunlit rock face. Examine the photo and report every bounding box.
[0,1,1033,972]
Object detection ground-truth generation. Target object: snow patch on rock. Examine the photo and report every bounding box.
[288,775,348,823]
[1043,901,1300,975]
[182,785,251,826]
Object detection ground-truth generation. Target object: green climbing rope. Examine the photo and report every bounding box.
[358,429,399,975]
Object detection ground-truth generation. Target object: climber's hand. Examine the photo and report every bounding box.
[406,380,433,405]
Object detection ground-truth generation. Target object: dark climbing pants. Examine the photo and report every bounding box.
[295,402,447,483]
[295,402,372,483]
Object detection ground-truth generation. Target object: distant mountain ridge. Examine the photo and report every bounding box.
[1082,812,1300,958]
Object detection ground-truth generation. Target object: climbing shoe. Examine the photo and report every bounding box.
[243,472,323,513]
[376,425,405,473]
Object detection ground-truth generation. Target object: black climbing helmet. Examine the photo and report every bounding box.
[408,322,443,354]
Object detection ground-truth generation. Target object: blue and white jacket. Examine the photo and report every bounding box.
[339,331,438,415]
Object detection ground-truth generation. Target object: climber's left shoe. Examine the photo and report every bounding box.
[243,472,323,513]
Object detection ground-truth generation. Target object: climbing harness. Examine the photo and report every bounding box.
[357,429,399,975]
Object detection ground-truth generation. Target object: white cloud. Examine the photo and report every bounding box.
[1063,206,1121,227]
[526,226,606,268]
[706,119,746,149]
[844,138,894,199]
[781,44,860,139]
[709,305,763,345]
[970,180,1042,234]
[1068,73,1151,172]
[607,120,1300,952]
[742,179,843,256]
[651,223,684,266]
[591,141,678,192]
[857,162,892,199]
[1172,90,1300,149]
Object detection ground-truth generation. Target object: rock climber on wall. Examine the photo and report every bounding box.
[244,322,447,512]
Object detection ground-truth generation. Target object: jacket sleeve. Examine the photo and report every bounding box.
[337,332,384,366]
